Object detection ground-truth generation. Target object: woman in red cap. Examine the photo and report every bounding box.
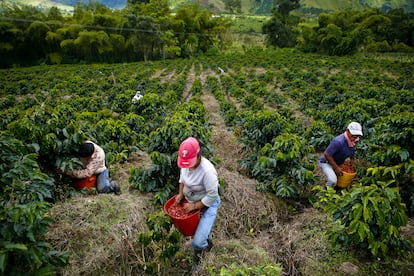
[175,137,221,273]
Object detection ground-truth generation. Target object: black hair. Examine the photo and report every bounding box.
[78,142,94,157]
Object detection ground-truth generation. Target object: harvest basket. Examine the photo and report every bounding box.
[72,175,97,190]
[164,195,200,237]
[337,167,356,188]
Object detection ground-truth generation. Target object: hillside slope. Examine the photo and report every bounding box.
[173,0,413,13]
[11,0,414,13]
[300,0,412,12]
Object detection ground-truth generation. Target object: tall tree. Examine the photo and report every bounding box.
[122,15,161,61]
[140,0,171,18]
[263,2,300,48]
[74,30,112,61]
[274,0,300,17]
[385,8,414,47]
[47,7,63,21]
[0,22,24,66]
[173,3,228,56]
[127,0,149,4]
[25,21,51,60]
[224,0,242,14]
[262,12,298,47]
[160,30,181,59]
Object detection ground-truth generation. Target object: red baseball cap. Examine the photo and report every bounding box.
[177,137,200,168]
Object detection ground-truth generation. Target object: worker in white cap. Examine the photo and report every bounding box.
[319,122,363,188]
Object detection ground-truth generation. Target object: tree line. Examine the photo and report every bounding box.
[0,0,231,68]
[0,0,413,68]
[264,4,414,55]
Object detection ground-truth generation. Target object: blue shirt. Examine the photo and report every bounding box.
[320,133,356,165]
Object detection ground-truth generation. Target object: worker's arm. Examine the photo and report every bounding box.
[324,151,342,176]
[175,182,184,205]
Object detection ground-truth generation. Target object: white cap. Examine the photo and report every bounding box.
[347,122,363,136]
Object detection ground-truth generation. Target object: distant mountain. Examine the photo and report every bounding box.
[194,0,414,14]
[52,0,127,9]
[299,0,413,14]
[12,0,414,14]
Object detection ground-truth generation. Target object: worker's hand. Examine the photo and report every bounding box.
[334,166,343,176]
[174,193,183,205]
[182,202,196,213]
[57,169,72,176]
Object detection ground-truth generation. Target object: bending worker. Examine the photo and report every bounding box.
[175,137,221,273]
[319,122,363,188]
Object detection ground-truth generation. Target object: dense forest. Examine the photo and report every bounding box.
[0,0,413,68]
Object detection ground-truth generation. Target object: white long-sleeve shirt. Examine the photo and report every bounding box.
[179,157,219,207]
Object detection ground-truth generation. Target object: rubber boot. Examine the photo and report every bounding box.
[206,238,213,252]
[110,181,121,195]
[191,249,203,274]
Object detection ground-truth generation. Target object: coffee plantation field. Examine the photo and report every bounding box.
[1,48,413,275]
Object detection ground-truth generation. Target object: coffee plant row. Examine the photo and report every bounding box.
[1,48,413,272]
[200,48,414,257]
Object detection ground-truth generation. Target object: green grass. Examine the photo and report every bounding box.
[229,15,269,34]
[301,0,411,11]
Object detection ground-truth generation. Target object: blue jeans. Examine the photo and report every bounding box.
[319,161,337,187]
[96,169,113,193]
[192,198,221,251]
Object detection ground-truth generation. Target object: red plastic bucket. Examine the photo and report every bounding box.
[164,195,200,237]
[72,175,97,190]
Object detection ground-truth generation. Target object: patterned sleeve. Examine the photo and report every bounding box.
[68,159,101,179]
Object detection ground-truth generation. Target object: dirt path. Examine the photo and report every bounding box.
[183,64,196,102]
[195,67,290,268]
[183,65,283,239]
[193,66,329,275]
